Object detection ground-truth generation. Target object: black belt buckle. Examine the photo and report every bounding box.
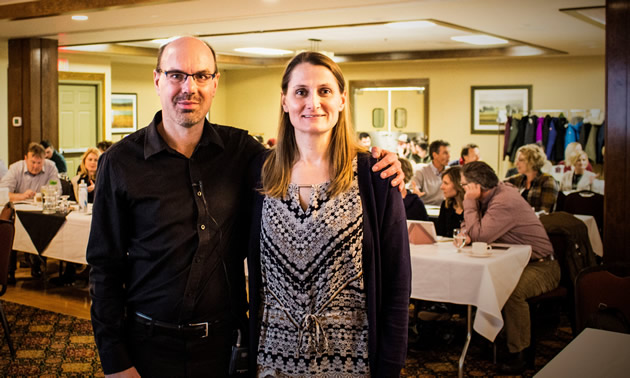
[190,322,209,338]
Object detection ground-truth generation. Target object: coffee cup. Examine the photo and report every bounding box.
[472,242,492,256]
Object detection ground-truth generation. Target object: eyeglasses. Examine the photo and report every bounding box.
[158,69,217,85]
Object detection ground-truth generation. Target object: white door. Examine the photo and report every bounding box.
[58,84,98,175]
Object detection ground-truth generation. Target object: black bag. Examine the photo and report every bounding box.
[586,303,630,334]
[228,329,248,375]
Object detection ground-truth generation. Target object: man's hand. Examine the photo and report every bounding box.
[9,190,35,202]
[370,146,404,190]
[463,182,482,200]
[409,181,425,198]
[106,366,141,378]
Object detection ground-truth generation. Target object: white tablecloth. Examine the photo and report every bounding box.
[13,203,91,264]
[410,242,531,341]
[574,214,603,257]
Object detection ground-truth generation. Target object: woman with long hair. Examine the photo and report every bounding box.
[72,147,100,203]
[436,166,465,237]
[248,52,410,377]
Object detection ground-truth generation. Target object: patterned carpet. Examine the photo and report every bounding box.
[0,300,572,377]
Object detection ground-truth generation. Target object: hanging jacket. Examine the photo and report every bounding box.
[524,115,537,145]
[553,117,568,162]
[546,118,558,161]
[535,116,544,143]
[565,121,582,151]
[539,212,597,286]
[584,124,599,162]
[579,123,592,149]
[596,122,605,164]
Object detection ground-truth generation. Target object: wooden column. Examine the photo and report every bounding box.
[7,38,58,163]
[604,0,630,263]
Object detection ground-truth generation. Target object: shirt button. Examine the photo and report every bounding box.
[197,191,202,197]
[200,224,206,230]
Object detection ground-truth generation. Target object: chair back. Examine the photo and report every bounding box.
[563,190,604,233]
[0,202,16,295]
[574,263,630,334]
[60,178,76,202]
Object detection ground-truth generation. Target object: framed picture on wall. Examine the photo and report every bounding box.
[111,93,138,133]
[471,85,532,134]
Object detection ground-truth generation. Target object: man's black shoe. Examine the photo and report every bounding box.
[7,274,16,285]
[498,351,527,375]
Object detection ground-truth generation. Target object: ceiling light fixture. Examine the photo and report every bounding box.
[451,35,508,45]
[385,21,436,29]
[71,15,88,21]
[234,47,293,56]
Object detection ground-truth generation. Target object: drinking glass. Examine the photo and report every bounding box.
[42,185,57,214]
[59,195,70,214]
[453,228,467,252]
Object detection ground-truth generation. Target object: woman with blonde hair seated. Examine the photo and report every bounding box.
[560,150,604,194]
[72,147,101,202]
[505,144,558,213]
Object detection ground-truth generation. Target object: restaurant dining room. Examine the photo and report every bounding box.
[1,0,629,376]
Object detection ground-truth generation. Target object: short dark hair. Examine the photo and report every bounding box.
[40,140,53,149]
[461,143,479,159]
[461,161,499,189]
[156,37,218,74]
[429,140,450,158]
[359,132,370,139]
[97,141,113,151]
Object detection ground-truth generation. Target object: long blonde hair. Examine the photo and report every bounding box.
[78,147,101,180]
[261,52,365,198]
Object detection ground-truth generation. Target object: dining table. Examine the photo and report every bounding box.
[13,202,92,265]
[410,241,532,378]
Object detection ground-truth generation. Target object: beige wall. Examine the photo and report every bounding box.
[223,55,605,174]
[111,62,161,130]
[0,39,8,163]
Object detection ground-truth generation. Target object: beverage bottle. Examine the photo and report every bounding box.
[78,180,88,213]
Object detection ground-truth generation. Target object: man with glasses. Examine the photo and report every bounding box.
[87,36,402,377]
[459,161,559,374]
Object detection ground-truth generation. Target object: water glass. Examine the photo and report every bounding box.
[59,195,70,214]
[42,186,57,214]
[453,228,467,251]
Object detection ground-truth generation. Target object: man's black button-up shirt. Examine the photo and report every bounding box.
[87,111,264,374]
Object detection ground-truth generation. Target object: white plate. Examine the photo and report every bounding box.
[466,251,492,258]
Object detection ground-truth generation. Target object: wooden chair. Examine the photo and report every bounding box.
[524,232,574,366]
[0,202,16,358]
[574,263,630,335]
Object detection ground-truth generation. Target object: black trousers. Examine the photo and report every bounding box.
[127,318,234,378]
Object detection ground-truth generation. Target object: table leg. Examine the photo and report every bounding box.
[458,305,472,378]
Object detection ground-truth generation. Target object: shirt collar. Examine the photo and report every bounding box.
[430,162,446,176]
[143,110,225,160]
[22,160,46,176]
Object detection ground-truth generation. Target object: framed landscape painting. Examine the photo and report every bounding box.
[471,85,531,134]
[111,93,137,133]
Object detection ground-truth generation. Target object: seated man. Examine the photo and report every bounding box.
[412,140,450,206]
[0,142,61,280]
[460,161,560,374]
[449,143,480,166]
[40,140,68,174]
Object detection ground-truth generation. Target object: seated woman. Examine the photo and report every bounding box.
[560,150,604,194]
[436,166,464,237]
[505,144,559,213]
[400,157,428,221]
[72,147,100,203]
[559,141,593,172]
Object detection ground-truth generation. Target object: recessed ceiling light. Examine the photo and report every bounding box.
[451,35,508,45]
[71,15,88,21]
[234,47,293,56]
[385,21,436,29]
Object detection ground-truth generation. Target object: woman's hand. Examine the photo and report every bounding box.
[87,179,96,193]
[410,181,425,197]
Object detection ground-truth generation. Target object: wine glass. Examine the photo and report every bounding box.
[453,228,467,252]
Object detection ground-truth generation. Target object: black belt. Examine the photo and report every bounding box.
[133,312,226,339]
[530,255,555,263]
